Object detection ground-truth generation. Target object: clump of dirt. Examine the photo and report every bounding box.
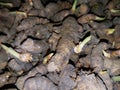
[0,0,120,90]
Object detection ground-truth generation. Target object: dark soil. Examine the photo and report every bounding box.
[0,0,120,90]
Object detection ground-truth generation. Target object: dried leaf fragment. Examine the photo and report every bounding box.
[110,50,120,58]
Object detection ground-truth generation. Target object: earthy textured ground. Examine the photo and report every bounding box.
[0,0,120,90]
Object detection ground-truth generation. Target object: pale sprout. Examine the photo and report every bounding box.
[1,44,32,62]
[74,35,91,53]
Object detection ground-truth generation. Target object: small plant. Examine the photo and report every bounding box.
[106,29,115,35]
[74,35,91,53]
[43,53,54,64]
[0,43,32,62]
[110,9,120,13]
[0,2,13,7]
[102,50,110,58]
[29,0,33,6]
[71,0,78,13]
[78,14,105,24]
[10,11,27,17]
[95,16,105,21]
[102,49,120,58]
[112,76,120,82]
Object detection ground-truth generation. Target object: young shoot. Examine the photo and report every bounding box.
[95,16,105,21]
[0,44,32,62]
[110,9,120,13]
[43,53,54,64]
[71,0,78,13]
[102,50,110,58]
[29,0,33,6]
[112,76,120,82]
[0,2,13,7]
[74,35,91,53]
[99,70,107,75]
[10,11,27,17]
[106,29,115,35]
